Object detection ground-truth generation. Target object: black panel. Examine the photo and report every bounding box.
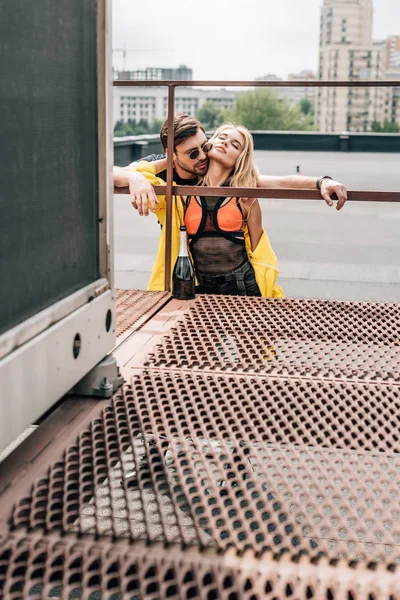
[114,139,164,166]
[0,0,99,335]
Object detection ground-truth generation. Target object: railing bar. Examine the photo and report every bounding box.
[152,186,400,202]
[164,85,175,292]
[113,79,400,88]
[114,186,400,202]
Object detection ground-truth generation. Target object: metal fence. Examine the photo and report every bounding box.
[113,79,400,291]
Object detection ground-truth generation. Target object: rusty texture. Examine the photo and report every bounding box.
[164,85,176,292]
[115,289,169,338]
[114,184,400,206]
[147,296,400,383]
[155,186,400,203]
[114,185,400,203]
[6,373,400,561]
[1,296,400,598]
[2,533,400,600]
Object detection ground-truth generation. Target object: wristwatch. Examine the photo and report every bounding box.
[316,175,333,190]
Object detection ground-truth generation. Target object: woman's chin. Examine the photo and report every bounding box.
[210,149,230,165]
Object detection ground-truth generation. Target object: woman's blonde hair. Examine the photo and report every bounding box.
[204,123,258,188]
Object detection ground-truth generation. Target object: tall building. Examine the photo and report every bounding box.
[380,37,400,128]
[384,36,400,70]
[382,70,400,126]
[319,0,373,47]
[316,0,385,132]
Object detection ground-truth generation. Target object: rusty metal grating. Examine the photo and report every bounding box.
[2,534,400,600]
[7,373,400,564]
[146,296,400,383]
[115,289,169,338]
[2,295,400,598]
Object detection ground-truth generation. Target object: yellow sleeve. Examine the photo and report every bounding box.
[245,228,284,298]
[127,160,167,217]
[130,161,166,185]
[128,161,185,229]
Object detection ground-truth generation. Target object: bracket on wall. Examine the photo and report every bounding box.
[72,355,124,398]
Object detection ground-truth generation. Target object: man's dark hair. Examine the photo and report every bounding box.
[160,113,205,151]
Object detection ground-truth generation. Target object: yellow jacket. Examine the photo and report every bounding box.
[131,162,284,298]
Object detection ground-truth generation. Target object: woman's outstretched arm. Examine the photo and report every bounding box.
[257,173,347,210]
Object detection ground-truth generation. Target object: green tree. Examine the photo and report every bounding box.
[299,98,314,116]
[227,88,315,131]
[134,119,150,135]
[149,119,163,134]
[114,119,130,136]
[114,118,157,136]
[114,119,138,136]
[371,119,400,133]
[196,101,225,130]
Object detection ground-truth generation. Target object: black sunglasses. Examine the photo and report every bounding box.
[178,141,213,160]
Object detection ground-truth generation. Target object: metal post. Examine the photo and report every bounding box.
[164,85,175,292]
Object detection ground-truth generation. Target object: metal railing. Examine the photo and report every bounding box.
[113,79,400,291]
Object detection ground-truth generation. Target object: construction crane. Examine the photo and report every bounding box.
[112,45,175,71]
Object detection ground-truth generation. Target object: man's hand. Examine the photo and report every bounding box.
[319,179,347,210]
[127,171,158,216]
[113,166,158,216]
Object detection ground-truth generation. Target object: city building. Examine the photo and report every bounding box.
[384,35,400,70]
[316,0,387,132]
[114,65,193,81]
[382,70,400,126]
[319,0,373,47]
[113,86,240,125]
[379,37,400,129]
[255,74,283,83]
[256,71,317,106]
[287,71,318,105]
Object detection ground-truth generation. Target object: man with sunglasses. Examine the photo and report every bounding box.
[114,114,211,215]
[113,113,348,215]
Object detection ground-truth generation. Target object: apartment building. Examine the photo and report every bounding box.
[382,69,400,126]
[317,44,384,131]
[316,0,386,132]
[319,0,373,47]
[113,86,240,125]
[385,36,400,70]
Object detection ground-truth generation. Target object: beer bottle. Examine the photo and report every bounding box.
[172,225,195,300]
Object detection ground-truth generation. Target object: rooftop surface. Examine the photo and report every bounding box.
[1,291,400,597]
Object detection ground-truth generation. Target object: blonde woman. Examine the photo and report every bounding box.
[133,123,283,298]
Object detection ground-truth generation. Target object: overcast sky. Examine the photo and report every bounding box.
[112,0,400,80]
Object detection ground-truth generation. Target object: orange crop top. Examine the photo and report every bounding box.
[184,195,245,238]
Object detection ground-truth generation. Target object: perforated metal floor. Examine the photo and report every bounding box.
[147,296,400,383]
[115,289,169,339]
[1,294,400,599]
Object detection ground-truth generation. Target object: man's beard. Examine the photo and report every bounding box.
[175,156,207,178]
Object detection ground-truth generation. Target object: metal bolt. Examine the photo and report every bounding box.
[100,377,113,394]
